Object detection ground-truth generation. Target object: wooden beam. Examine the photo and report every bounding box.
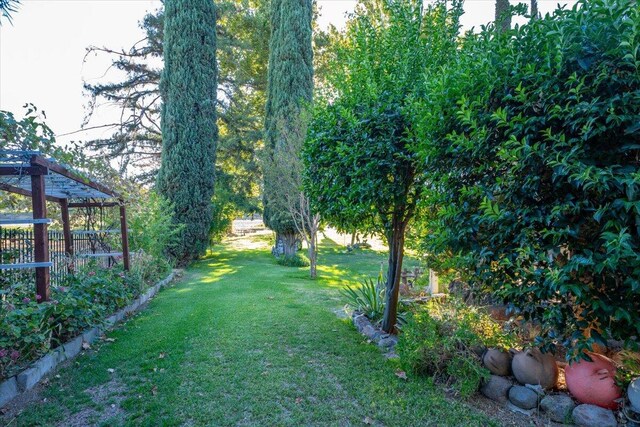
[119,204,130,271]
[30,155,121,199]
[60,199,74,272]
[0,165,47,176]
[31,173,50,302]
[0,182,63,203]
[67,202,119,208]
[0,262,53,270]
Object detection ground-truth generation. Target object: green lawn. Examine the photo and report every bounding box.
[7,234,492,426]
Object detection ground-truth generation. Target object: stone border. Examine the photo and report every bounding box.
[351,312,398,358]
[0,270,176,408]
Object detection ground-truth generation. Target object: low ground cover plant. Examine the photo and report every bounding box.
[0,256,170,381]
[397,298,516,397]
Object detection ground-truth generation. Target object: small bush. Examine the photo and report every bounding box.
[276,253,310,267]
[397,298,515,397]
[128,191,183,261]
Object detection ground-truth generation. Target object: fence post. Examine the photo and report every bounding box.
[30,172,50,302]
[429,269,439,295]
[60,199,74,272]
[119,203,130,271]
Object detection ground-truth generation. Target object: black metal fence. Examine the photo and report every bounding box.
[0,227,122,288]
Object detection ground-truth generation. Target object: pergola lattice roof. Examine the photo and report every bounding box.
[0,150,120,201]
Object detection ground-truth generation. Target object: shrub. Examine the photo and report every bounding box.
[128,191,183,261]
[276,253,310,267]
[414,0,640,358]
[396,298,516,397]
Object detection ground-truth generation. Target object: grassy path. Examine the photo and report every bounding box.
[7,234,491,426]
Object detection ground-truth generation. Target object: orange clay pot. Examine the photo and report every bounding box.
[565,353,621,410]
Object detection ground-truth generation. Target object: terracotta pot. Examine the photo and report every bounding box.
[511,348,558,390]
[565,352,621,410]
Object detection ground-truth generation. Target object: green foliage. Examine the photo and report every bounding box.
[85,0,269,202]
[0,104,55,152]
[304,0,464,332]
[397,299,515,397]
[275,252,310,267]
[340,276,386,322]
[156,0,218,264]
[128,191,183,261]
[413,0,640,358]
[263,0,313,236]
[0,259,170,380]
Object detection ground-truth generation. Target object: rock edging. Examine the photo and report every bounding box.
[0,270,176,409]
[351,312,398,358]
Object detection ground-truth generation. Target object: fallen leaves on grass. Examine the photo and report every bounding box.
[158,352,166,359]
[107,368,115,374]
[151,385,158,396]
[363,416,374,424]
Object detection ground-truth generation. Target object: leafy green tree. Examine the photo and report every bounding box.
[156,0,218,264]
[263,0,313,257]
[304,0,463,332]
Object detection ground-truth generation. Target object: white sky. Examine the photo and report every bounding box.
[0,0,576,148]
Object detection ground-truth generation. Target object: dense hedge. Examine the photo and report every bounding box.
[416,0,640,357]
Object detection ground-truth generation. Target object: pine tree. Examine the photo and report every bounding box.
[156,0,218,264]
[263,0,313,257]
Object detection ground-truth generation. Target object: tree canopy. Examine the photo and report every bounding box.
[304,0,463,332]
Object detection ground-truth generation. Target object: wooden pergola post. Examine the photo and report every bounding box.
[119,203,130,271]
[60,198,74,272]
[30,172,50,302]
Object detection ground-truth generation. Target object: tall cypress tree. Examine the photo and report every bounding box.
[157,0,218,264]
[263,0,313,257]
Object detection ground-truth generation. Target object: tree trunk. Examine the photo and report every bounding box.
[350,231,357,246]
[495,0,511,32]
[279,231,298,257]
[530,0,538,18]
[308,230,317,279]
[381,215,407,334]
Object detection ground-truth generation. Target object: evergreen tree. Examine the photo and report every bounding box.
[156,0,218,264]
[263,0,313,256]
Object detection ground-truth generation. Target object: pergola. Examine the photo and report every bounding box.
[0,150,130,302]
